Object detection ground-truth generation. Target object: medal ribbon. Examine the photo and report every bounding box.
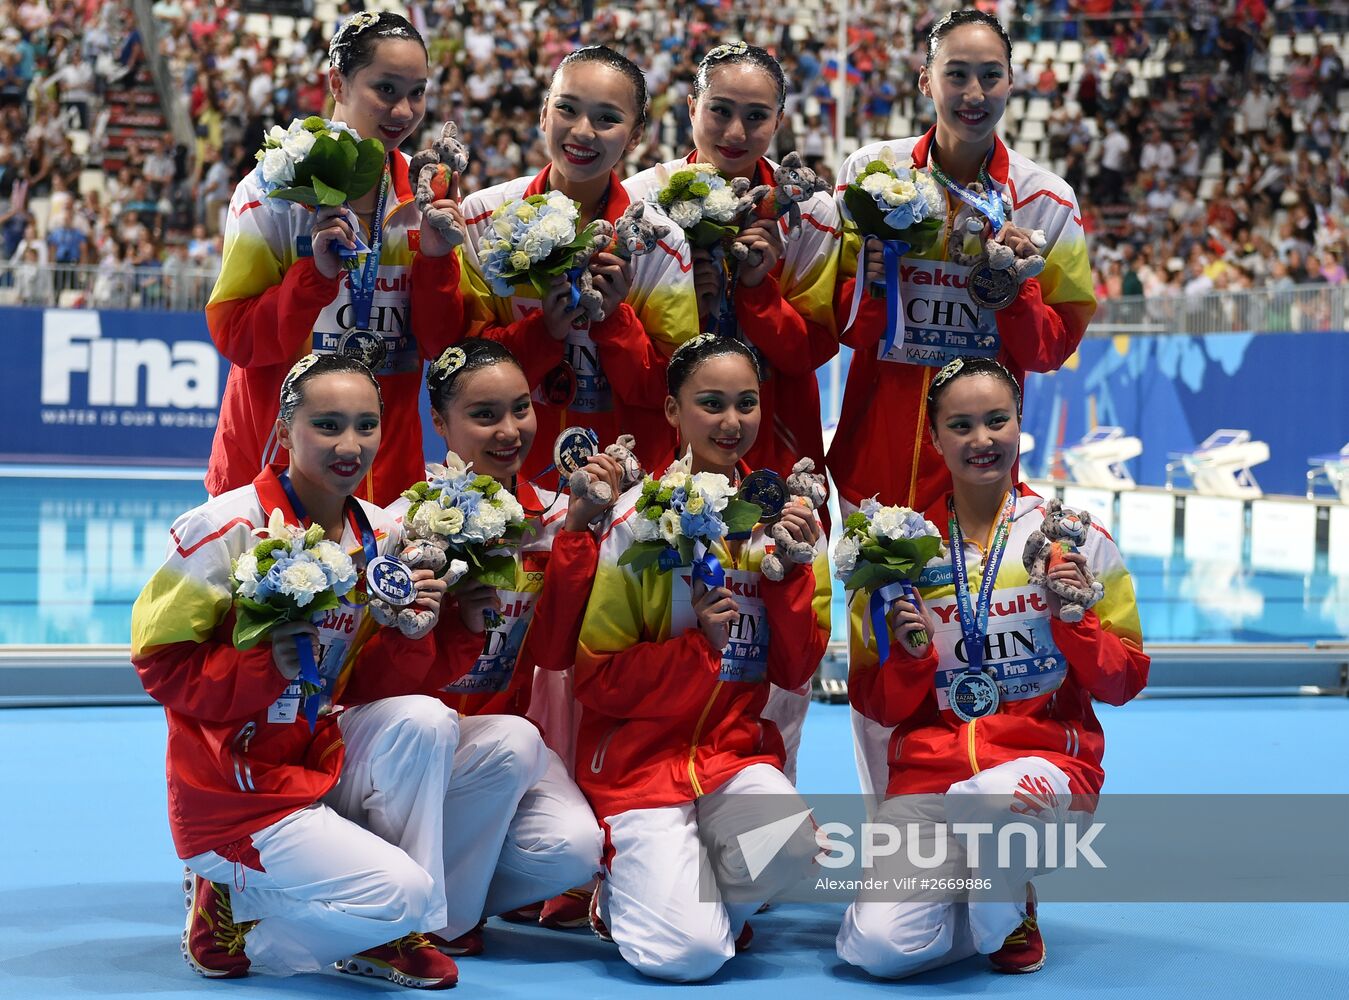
[947,491,1016,676]
[277,471,378,727]
[840,238,909,351]
[345,164,391,335]
[928,156,1005,235]
[692,539,726,590]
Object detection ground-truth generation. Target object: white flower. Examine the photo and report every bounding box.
[631,513,661,542]
[870,505,908,542]
[494,491,525,525]
[658,509,680,545]
[471,503,508,541]
[233,552,261,597]
[410,503,437,537]
[537,212,574,243]
[261,147,294,185]
[881,179,918,206]
[266,124,288,146]
[281,128,315,160]
[833,533,861,581]
[310,539,357,594]
[690,472,734,512]
[659,469,688,492]
[277,558,329,607]
[518,230,554,262]
[915,172,944,214]
[703,186,737,221]
[669,199,702,229]
[860,172,890,196]
[860,496,881,518]
[428,506,465,537]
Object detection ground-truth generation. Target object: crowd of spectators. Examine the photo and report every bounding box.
[3,0,1348,311]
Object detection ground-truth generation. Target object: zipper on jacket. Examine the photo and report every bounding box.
[231,722,257,793]
[907,367,933,506]
[687,682,724,797]
[965,718,981,776]
[590,723,620,775]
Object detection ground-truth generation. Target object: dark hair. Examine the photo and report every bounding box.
[329,11,426,77]
[925,356,1022,427]
[426,339,524,414]
[278,353,383,423]
[924,9,1013,69]
[547,46,650,131]
[667,334,762,396]
[693,41,787,115]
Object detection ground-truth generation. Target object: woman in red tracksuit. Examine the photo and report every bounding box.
[573,334,831,982]
[837,356,1149,979]
[205,11,469,506]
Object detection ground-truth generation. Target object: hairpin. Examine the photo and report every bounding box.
[428,345,467,383]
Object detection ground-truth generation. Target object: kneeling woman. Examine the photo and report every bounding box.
[133,354,463,989]
[838,357,1149,979]
[575,334,830,982]
[392,339,619,950]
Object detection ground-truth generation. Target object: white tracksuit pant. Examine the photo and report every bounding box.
[185,695,458,975]
[762,682,811,785]
[836,756,1074,979]
[594,762,817,983]
[433,714,602,937]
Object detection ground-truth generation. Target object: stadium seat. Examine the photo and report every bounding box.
[1026,98,1051,121]
[1270,36,1293,58]
[1058,40,1083,64]
[1293,34,1318,56]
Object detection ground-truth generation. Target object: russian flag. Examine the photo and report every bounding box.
[822,59,864,84]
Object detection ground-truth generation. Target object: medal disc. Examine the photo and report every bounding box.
[337,329,388,371]
[948,669,1002,722]
[737,470,788,521]
[366,555,416,607]
[541,361,578,407]
[966,261,1020,311]
[554,426,599,478]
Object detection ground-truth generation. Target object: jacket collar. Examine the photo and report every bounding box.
[911,125,1010,186]
[523,163,630,223]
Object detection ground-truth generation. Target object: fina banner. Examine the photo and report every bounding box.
[0,307,224,466]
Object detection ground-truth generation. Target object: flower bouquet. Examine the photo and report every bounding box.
[479,191,609,305]
[833,498,945,656]
[399,451,531,590]
[231,509,359,727]
[254,116,387,266]
[621,456,762,587]
[650,162,743,250]
[839,147,946,348]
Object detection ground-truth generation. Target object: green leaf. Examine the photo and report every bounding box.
[302,134,347,190]
[688,217,737,249]
[348,140,386,201]
[267,186,321,206]
[311,174,346,207]
[471,553,517,590]
[618,540,671,573]
[723,498,762,535]
[844,561,900,595]
[232,604,287,650]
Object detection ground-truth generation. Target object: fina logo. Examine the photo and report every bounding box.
[40,309,219,408]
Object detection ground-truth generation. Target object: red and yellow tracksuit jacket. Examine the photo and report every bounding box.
[847,485,1150,798]
[625,153,841,481]
[205,151,465,506]
[830,128,1096,512]
[573,473,831,820]
[130,467,454,860]
[458,166,699,477]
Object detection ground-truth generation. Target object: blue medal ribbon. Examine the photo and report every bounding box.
[276,472,378,728]
[928,155,1005,235]
[880,239,908,356]
[564,265,583,311]
[344,164,391,334]
[692,539,726,590]
[947,491,1017,678]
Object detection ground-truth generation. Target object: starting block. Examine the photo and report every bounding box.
[1062,426,1143,490]
[1306,442,1349,505]
[1167,429,1270,500]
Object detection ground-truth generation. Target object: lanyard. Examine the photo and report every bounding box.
[349,164,391,334]
[277,471,379,565]
[947,491,1016,674]
[928,152,1005,234]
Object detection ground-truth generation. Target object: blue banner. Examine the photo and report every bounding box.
[0,307,225,466]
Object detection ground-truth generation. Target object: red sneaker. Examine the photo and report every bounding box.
[425,921,485,957]
[587,885,613,943]
[497,902,543,924]
[336,932,459,989]
[181,869,251,979]
[989,885,1045,974]
[538,888,593,929]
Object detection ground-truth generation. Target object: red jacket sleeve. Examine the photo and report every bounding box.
[134,620,289,724]
[760,563,828,691]
[411,251,468,361]
[995,277,1087,373]
[588,302,669,407]
[477,310,566,386]
[1049,610,1151,707]
[733,276,816,376]
[835,276,890,352]
[522,529,599,672]
[848,643,941,730]
[336,625,440,706]
[574,628,725,720]
[207,257,339,368]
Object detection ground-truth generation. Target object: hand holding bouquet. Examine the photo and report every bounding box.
[833,498,945,657]
[255,116,387,267]
[621,456,762,587]
[231,509,359,727]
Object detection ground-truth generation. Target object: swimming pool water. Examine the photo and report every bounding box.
[1,476,1345,646]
